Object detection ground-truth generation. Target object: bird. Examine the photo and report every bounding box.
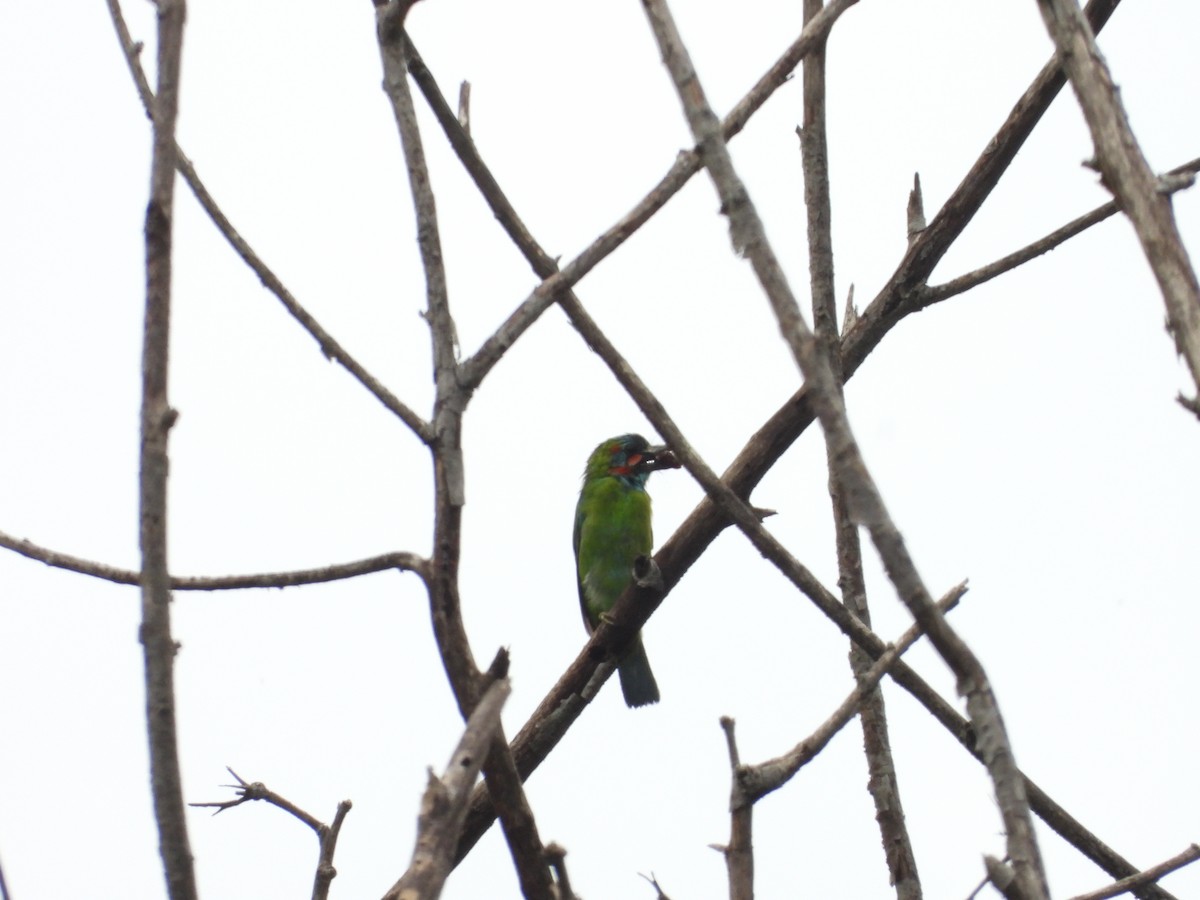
[573,433,675,707]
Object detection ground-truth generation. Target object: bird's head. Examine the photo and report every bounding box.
[584,434,679,489]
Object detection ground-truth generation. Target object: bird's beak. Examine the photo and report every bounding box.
[642,444,681,471]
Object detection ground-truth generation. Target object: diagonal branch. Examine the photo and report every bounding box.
[381,678,512,900]
[1067,845,1200,900]
[136,0,196,897]
[921,157,1200,306]
[1036,0,1200,412]
[105,0,431,442]
[641,0,1047,896]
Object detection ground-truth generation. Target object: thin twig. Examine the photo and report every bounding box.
[737,584,966,803]
[1037,0,1200,410]
[190,767,353,900]
[1067,844,1200,900]
[922,156,1200,306]
[639,871,674,900]
[314,801,353,900]
[0,531,427,590]
[380,679,512,900]
[136,0,195,898]
[104,0,431,443]
[642,1,1048,896]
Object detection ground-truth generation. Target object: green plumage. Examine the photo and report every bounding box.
[573,434,666,707]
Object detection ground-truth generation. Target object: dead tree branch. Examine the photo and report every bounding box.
[1068,844,1200,900]
[191,768,353,900]
[798,0,921,894]
[374,11,553,898]
[922,156,1200,306]
[136,0,196,898]
[381,679,512,900]
[0,530,428,590]
[1036,0,1200,412]
[737,584,966,803]
[718,717,754,900]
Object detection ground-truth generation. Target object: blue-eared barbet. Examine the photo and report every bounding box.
[573,434,678,707]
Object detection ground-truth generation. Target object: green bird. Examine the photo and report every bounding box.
[573,434,674,708]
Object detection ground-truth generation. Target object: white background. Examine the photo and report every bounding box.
[1,1,1198,898]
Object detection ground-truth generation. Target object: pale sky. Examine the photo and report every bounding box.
[2,1,1198,898]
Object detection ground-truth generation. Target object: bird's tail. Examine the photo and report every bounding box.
[618,634,660,707]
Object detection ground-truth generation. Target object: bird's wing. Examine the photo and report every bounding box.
[573,498,593,634]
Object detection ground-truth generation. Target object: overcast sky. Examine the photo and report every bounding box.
[2,1,1198,898]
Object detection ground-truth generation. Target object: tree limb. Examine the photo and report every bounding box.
[190,767,353,900]
[1068,845,1200,900]
[1036,0,1200,411]
[136,0,196,897]
[375,12,553,898]
[798,1,922,894]
[381,679,512,900]
[0,530,427,590]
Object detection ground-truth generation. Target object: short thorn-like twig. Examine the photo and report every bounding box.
[190,767,352,900]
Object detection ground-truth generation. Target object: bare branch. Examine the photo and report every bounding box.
[1067,845,1200,900]
[135,1,196,897]
[641,0,1047,895]
[719,717,754,900]
[314,801,354,900]
[104,0,432,443]
[799,2,921,893]
[190,768,353,900]
[376,8,476,705]
[738,584,966,803]
[0,530,427,590]
[1037,0,1200,409]
[923,159,1200,306]
[375,17,553,899]
[381,679,512,900]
